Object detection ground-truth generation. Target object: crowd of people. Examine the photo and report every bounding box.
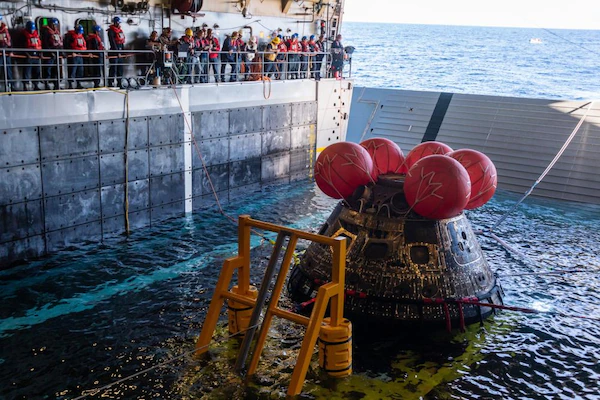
[0,13,346,91]
[145,27,336,84]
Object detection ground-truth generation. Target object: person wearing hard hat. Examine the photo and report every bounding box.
[299,35,309,79]
[22,21,42,90]
[65,24,87,88]
[107,16,126,87]
[41,18,62,89]
[181,28,197,84]
[0,13,13,91]
[264,36,279,78]
[86,25,105,87]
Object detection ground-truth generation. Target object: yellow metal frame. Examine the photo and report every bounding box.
[195,215,347,397]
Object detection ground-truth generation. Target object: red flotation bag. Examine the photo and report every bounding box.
[404,155,471,219]
[404,141,454,171]
[315,142,374,199]
[360,137,405,178]
[448,149,497,209]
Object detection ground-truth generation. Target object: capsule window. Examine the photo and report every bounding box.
[364,243,389,260]
[410,245,430,264]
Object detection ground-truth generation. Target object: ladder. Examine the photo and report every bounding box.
[195,215,348,396]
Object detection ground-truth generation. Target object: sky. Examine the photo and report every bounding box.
[343,0,600,30]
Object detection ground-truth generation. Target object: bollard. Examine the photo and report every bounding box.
[318,317,352,377]
[227,285,258,335]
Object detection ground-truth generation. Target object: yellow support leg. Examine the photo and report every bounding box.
[287,283,336,397]
[195,257,241,356]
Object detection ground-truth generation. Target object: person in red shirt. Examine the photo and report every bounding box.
[86,25,105,87]
[195,29,209,83]
[286,33,299,79]
[22,21,42,90]
[299,36,310,79]
[107,16,125,87]
[308,35,321,80]
[66,24,86,88]
[206,29,219,82]
[41,18,63,89]
[275,35,287,80]
[0,13,13,90]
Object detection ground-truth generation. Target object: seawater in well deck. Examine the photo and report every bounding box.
[347,87,600,204]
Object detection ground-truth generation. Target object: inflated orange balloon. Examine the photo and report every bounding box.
[404,155,471,219]
[449,149,497,209]
[315,142,375,199]
[360,137,405,178]
[403,141,454,172]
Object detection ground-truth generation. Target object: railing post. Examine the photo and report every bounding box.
[329,236,346,326]
[238,215,252,292]
[104,50,109,87]
[1,49,7,90]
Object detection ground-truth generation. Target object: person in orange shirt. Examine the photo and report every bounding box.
[41,18,62,89]
[86,25,105,87]
[23,21,42,90]
[66,24,87,88]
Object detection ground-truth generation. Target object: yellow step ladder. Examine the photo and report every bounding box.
[195,215,350,397]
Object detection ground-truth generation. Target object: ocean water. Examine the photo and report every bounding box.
[343,22,600,100]
[1,180,600,399]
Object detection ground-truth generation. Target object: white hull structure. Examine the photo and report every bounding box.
[348,87,600,205]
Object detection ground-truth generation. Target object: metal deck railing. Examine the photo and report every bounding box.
[0,48,349,91]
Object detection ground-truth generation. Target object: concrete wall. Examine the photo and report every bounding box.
[348,87,600,205]
[0,81,321,267]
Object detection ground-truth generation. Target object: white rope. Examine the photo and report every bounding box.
[490,101,595,232]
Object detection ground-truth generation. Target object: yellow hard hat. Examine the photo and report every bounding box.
[272,37,281,44]
[185,28,193,37]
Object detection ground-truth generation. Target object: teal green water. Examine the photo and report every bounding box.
[1,181,599,399]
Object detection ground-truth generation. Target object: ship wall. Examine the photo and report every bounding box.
[348,87,600,204]
[0,0,337,48]
[0,79,353,267]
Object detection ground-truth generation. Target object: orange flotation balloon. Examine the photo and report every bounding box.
[315,142,375,199]
[404,141,454,172]
[404,155,471,219]
[448,149,497,209]
[360,137,405,178]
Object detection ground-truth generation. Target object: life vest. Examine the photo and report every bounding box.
[265,43,277,61]
[109,25,125,45]
[182,35,195,48]
[0,24,11,48]
[68,31,87,51]
[86,33,104,50]
[24,30,42,50]
[309,40,319,52]
[208,36,219,59]
[289,41,299,52]
[44,26,63,48]
[277,42,287,52]
[300,42,309,52]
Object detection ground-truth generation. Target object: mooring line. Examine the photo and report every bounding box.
[454,299,600,323]
[489,101,595,232]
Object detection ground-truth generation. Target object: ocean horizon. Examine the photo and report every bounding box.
[343,21,600,100]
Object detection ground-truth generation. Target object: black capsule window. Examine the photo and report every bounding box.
[364,242,389,260]
[410,246,430,264]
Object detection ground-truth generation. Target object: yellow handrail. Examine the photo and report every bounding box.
[195,214,348,397]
